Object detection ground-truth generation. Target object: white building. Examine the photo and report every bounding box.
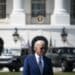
[0,0,75,49]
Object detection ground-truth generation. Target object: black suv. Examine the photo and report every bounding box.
[46,47,75,72]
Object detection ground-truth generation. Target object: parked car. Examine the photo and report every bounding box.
[0,49,16,71]
[46,47,75,72]
[0,48,28,72]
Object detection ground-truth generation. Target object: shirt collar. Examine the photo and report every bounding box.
[35,53,43,59]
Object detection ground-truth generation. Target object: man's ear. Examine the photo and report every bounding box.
[34,47,36,52]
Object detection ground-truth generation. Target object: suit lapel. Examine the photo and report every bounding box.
[33,55,41,74]
[33,55,47,75]
[43,56,47,75]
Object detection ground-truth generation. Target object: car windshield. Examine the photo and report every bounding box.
[57,48,75,54]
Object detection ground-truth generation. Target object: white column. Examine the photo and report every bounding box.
[13,0,23,13]
[51,0,70,25]
[10,0,25,27]
[54,0,67,14]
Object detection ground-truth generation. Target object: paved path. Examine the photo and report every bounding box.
[0,67,75,72]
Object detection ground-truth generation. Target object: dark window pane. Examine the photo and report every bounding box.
[31,0,46,17]
[0,0,6,18]
[71,0,75,18]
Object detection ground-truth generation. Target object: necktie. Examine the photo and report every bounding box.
[39,57,43,75]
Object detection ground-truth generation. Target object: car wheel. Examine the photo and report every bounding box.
[9,67,13,72]
[61,61,73,72]
[67,63,73,72]
[15,68,20,72]
[61,61,68,72]
[0,66,3,69]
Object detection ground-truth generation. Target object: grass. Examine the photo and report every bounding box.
[0,72,22,75]
[0,72,75,75]
[54,72,75,75]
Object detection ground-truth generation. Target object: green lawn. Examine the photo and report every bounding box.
[0,72,22,75]
[55,72,75,75]
[0,72,75,75]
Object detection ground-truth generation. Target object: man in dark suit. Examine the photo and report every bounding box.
[23,36,53,75]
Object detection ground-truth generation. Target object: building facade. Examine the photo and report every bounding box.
[0,0,75,49]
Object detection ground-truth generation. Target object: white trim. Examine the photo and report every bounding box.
[0,17,9,24]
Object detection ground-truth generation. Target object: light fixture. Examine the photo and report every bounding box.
[61,27,68,42]
[12,28,20,42]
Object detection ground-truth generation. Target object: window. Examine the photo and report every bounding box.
[0,0,6,18]
[71,0,75,18]
[70,0,75,24]
[31,0,46,17]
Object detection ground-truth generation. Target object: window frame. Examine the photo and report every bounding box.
[0,0,6,19]
[31,0,46,17]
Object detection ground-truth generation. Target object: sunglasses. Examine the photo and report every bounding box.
[40,47,46,50]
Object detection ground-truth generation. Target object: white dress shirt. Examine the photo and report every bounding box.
[35,53,44,69]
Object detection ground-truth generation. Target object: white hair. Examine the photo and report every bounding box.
[34,40,45,48]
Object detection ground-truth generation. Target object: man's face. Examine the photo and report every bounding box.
[34,40,46,56]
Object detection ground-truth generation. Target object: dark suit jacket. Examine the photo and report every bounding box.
[23,54,53,75]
